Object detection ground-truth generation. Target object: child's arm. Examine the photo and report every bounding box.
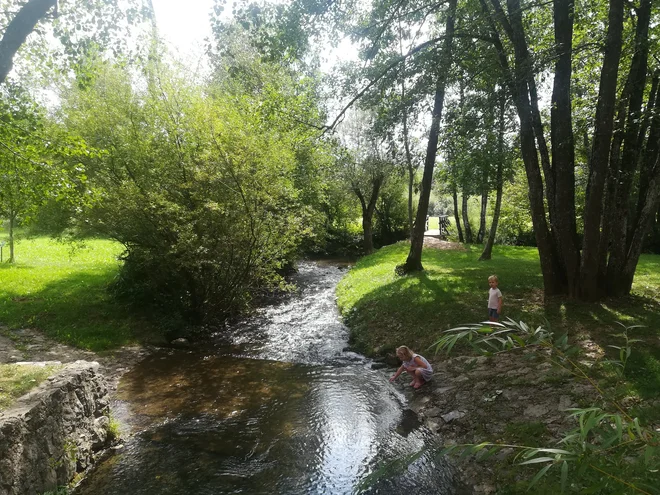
[390,365,404,382]
[498,294,503,314]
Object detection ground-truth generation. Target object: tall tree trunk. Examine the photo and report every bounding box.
[489,0,566,295]
[401,0,456,273]
[0,0,57,84]
[461,193,473,243]
[477,189,488,243]
[399,21,416,241]
[549,0,580,296]
[636,71,659,218]
[480,92,506,261]
[453,187,464,242]
[606,0,651,295]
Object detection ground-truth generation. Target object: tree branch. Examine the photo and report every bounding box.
[0,0,57,84]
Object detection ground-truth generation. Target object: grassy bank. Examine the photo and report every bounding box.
[0,363,63,410]
[0,236,159,351]
[337,242,660,492]
[336,242,660,396]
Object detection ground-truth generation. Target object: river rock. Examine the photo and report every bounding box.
[441,410,467,423]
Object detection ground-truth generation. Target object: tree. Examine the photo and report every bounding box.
[476,0,660,299]
[0,0,56,84]
[336,110,395,254]
[0,0,148,85]
[479,89,509,260]
[401,0,458,272]
[0,82,52,262]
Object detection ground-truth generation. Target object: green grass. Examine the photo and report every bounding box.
[0,363,63,410]
[336,242,660,402]
[0,235,160,351]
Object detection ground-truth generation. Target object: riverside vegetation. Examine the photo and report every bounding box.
[336,242,660,494]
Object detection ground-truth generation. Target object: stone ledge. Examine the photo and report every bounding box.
[0,361,110,495]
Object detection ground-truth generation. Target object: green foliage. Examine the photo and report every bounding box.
[58,52,330,324]
[105,414,121,442]
[494,165,535,246]
[336,243,660,393]
[434,321,660,494]
[374,176,410,246]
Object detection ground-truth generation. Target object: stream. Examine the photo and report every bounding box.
[74,261,463,494]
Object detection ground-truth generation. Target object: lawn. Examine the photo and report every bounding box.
[0,235,159,351]
[336,242,660,404]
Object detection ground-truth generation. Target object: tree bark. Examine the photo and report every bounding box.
[461,193,473,243]
[606,0,651,293]
[401,0,457,273]
[477,188,488,243]
[355,177,383,255]
[489,0,565,295]
[480,92,506,261]
[453,187,464,242]
[0,0,57,84]
[635,71,659,218]
[549,0,580,296]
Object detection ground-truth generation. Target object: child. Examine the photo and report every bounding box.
[389,345,433,389]
[488,274,503,322]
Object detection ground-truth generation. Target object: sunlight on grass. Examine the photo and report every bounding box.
[0,236,157,351]
[337,242,660,399]
[0,363,63,411]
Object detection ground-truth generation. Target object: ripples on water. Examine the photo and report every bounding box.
[74,262,462,495]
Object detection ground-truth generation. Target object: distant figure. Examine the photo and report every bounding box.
[389,345,433,389]
[488,274,503,322]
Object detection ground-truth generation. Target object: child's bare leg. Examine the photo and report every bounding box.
[412,369,425,389]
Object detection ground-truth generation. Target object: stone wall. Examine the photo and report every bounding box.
[0,361,110,495]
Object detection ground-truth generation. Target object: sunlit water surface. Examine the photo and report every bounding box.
[74,262,463,494]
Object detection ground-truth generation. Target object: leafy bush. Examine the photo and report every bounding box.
[60,59,327,324]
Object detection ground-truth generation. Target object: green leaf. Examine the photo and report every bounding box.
[520,456,555,465]
[560,460,568,493]
[527,464,552,490]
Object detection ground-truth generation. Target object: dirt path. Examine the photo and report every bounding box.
[0,326,151,395]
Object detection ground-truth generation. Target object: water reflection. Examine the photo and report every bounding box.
[75,262,462,494]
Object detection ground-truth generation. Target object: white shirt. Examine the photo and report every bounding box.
[488,288,502,309]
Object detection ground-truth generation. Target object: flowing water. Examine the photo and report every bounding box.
[75,262,463,495]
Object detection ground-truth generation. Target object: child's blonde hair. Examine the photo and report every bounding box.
[488,274,498,283]
[396,346,414,360]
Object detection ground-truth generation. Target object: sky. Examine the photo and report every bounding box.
[151,0,215,57]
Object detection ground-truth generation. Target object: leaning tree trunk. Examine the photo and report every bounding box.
[400,53,416,241]
[0,0,57,84]
[480,92,506,261]
[461,193,473,243]
[401,0,457,273]
[452,187,464,242]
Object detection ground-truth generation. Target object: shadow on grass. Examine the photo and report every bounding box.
[0,268,161,351]
[341,244,660,401]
